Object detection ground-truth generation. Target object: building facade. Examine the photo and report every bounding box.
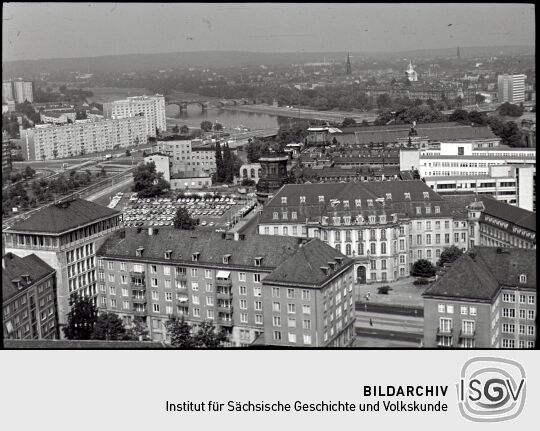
[96,228,355,347]
[3,199,122,331]
[3,252,58,340]
[20,116,147,160]
[144,153,170,182]
[154,138,216,177]
[3,80,33,103]
[257,181,471,283]
[103,95,166,137]
[498,74,526,104]
[423,247,536,348]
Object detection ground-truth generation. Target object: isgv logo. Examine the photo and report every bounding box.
[457,357,526,422]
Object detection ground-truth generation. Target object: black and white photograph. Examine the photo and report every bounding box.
[1,2,536,351]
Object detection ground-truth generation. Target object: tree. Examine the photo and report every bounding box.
[132,161,170,197]
[125,149,131,157]
[173,206,196,230]
[213,122,223,131]
[467,111,488,126]
[24,165,36,179]
[475,93,486,104]
[63,294,98,340]
[411,259,436,278]
[180,125,189,134]
[125,317,150,341]
[165,316,196,348]
[498,102,524,117]
[214,141,225,182]
[172,125,179,133]
[448,109,469,123]
[193,320,227,348]
[222,142,234,183]
[499,121,523,147]
[91,312,126,341]
[437,246,463,267]
[342,117,356,127]
[200,120,213,132]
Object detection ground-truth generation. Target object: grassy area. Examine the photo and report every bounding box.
[355,277,429,308]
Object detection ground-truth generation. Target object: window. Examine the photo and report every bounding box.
[240,299,247,309]
[462,320,475,335]
[152,303,160,313]
[108,274,115,283]
[109,286,116,295]
[273,316,281,327]
[165,292,173,302]
[254,301,262,311]
[438,304,445,314]
[254,273,261,283]
[272,287,280,298]
[193,308,200,318]
[303,304,311,315]
[502,293,516,303]
[301,290,311,301]
[240,313,248,323]
[273,302,281,312]
[205,283,213,292]
[439,317,452,333]
[206,296,214,306]
[287,288,295,299]
[303,334,312,345]
[519,274,527,284]
[253,287,262,297]
[110,299,117,309]
[192,295,199,305]
[528,295,535,305]
[205,269,212,279]
[460,306,468,315]
[255,315,263,325]
[446,305,454,314]
[288,333,297,343]
[502,308,515,318]
[191,282,199,291]
[273,330,282,341]
[469,306,477,316]
[191,268,198,277]
[239,286,246,295]
[288,303,296,314]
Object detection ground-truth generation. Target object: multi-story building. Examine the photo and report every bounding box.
[20,116,147,160]
[144,153,170,182]
[40,110,77,125]
[467,197,536,249]
[257,181,471,283]
[498,74,527,104]
[3,198,122,331]
[103,95,166,137]
[2,131,12,178]
[424,164,535,211]
[423,247,536,348]
[96,228,356,347]
[2,80,14,102]
[3,252,58,340]
[154,137,216,176]
[12,80,34,103]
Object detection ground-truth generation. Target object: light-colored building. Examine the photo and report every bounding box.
[169,175,212,190]
[3,198,122,332]
[9,80,34,103]
[103,95,166,137]
[2,81,14,102]
[154,138,216,176]
[424,164,535,211]
[144,153,171,182]
[257,181,471,283]
[96,228,356,347]
[40,110,77,125]
[405,61,418,82]
[423,247,536,349]
[239,163,262,184]
[20,116,147,160]
[498,74,526,104]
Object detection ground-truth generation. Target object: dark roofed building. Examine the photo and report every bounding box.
[3,252,58,341]
[423,247,536,349]
[96,228,356,347]
[3,198,123,332]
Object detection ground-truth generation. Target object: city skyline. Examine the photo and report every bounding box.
[2,3,535,62]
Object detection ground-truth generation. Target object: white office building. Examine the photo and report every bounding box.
[498,74,527,104]
[103,95,166,137]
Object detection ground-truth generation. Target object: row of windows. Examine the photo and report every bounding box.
[502,293,535,304]
[501,323,535,335]
[438,304,478,316]
[502,308,536,320]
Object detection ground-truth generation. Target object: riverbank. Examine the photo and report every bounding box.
[222,104,379,124]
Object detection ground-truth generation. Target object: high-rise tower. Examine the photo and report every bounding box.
[457,46,461,60]
[346,52,352,75]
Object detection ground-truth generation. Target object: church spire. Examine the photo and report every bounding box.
[346,52,352,75]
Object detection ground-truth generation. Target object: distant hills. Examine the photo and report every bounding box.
[2,46,534,77]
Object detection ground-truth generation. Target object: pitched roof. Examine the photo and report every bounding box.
[480,196,536,233]
[2,253,55,302]
[423,247,536,301]
[263,239,354,287]
[6,198,121,234]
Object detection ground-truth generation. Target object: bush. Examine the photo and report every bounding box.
[377,285,392,294]
[413,278,430,285]
[411,259,436,278]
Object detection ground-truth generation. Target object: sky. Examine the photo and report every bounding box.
[2,3,535,62]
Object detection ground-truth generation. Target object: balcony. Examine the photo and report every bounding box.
[217,304,233,314]
[217,317,233,327]
[216,291,233,300]
[129,270,145,278]
[130,282,146,291]
[174,272,187,280]
[176,297,189,305]
[459,330,476,339]
[437,327,453,336]
[216,278,232,288]
[133,308,147,316]
[132,296,147,304]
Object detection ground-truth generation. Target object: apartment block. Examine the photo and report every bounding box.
[20,116,147,160]
[96,228,355,347]
[154,137,216,177]
[2,80,33,103]
[103,95,166,137]
[257,181,471,283]
[3,199,122,330]
[423,247,536,348]
[498,74,526,104]
[3,253,58,340]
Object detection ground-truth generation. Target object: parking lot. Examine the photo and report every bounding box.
[122,193,257,230]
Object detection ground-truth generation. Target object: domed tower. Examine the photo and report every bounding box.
[405,60,418,82]
[255,148,289,204]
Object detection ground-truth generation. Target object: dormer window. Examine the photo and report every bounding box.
[223,254,231,264]
[435,206,440,214]
[300,196,306,204]
[343,200,349,208]
[319,195,325,203]
[321,216,328,225]
[192,252,200,262]
[379,215,386,224]
[291,211,297,220]
[369,215,376,224]
[164,250,172,260]
[367,199,373,207]
[254,257,262,267]
[423,191,430,199]
[519,274,527,284]
[356,215,364,224]
[416,207,422,215]
[328,261,336,271]
[355,199,362,207]
[333,216,341,225]
[386,193,392,200]
[344,216,351,225]
[281,197,287,204]
[404,192,411,200]
[273,212,279,220]
[136,247,144,257]
[282,212,288,220]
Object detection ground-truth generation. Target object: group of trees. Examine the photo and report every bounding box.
[132,161,170,198]
[35,85,94,104]
[173,207,196,230]
[374,104,445,126]
[411,246,464,279]
[63,295,149,341]
[165,316,227,348]
[214,141,242,183]
[171,124,190,135]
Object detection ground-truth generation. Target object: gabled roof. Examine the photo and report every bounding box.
[480,196,536,233]
[3,253,55,302]
[423,247,537,301]
[6,198,121,234]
